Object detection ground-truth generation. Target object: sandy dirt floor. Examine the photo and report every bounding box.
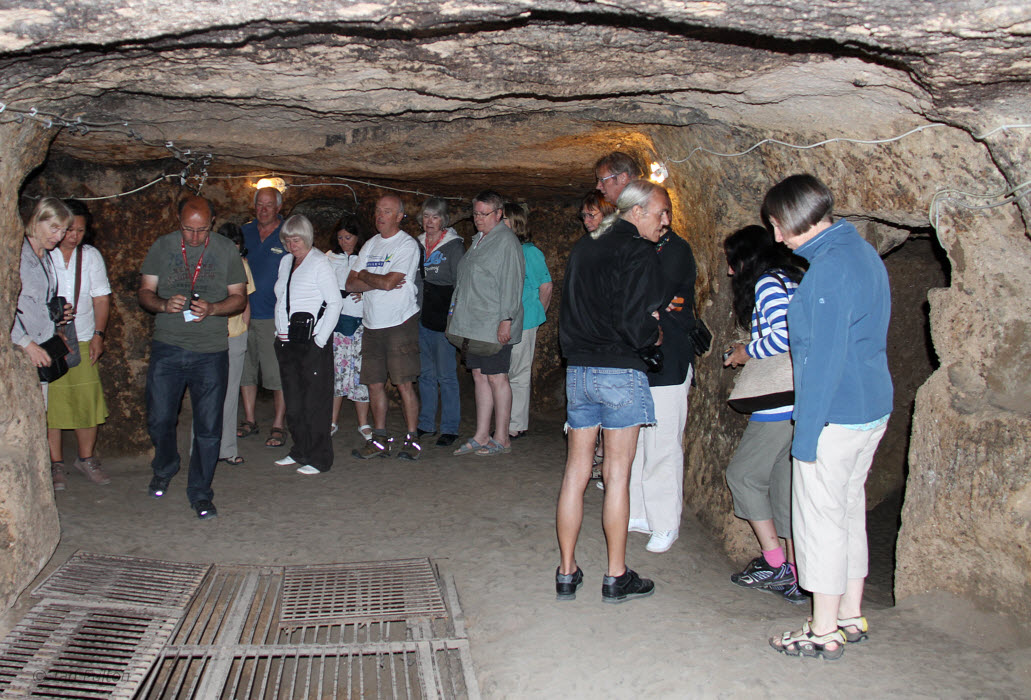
[4,393,1030,698]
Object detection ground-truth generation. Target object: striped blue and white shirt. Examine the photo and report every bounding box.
[746,271,798,421]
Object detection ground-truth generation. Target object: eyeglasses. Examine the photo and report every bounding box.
[181,226,211,235]
[579,211,601,220]
[47,223,67,234]
[597,173,619,185]
[472,208,500,219]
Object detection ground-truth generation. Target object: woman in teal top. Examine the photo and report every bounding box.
[503,203,552,439]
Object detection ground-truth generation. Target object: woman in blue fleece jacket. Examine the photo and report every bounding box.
[763,174,893,661]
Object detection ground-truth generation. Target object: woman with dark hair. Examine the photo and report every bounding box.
[416,197,465,447]
[216,222,254,465]
[579,190,615,236]
[503,202,551,440]
[722,224,806,603]
[46,200,113,488]
[762,174,892,661]
[327,213,371,440]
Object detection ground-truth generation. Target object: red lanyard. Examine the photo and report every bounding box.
[425,234,443,257]
[181,236,210,294]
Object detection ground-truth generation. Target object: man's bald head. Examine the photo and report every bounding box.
[179,196,215,247]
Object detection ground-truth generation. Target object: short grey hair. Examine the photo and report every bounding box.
[594,180,666,239]
[420,197,450,227]
[253,186,283,208]
[280,214,314,248]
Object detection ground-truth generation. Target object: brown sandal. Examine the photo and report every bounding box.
[237,421,259,438]
[265,427,286,447]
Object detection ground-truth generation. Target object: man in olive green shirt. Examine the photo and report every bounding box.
[138,196,246,519]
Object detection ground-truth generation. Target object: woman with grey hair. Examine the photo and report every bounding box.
[416,197,465,446]
[272,214,343,475]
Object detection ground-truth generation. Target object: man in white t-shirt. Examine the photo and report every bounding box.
[346,194,422,460]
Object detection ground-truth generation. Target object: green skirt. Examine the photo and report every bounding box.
[46,341,109,429]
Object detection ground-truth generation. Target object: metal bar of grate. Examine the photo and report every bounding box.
[31,552,211,611]
[279,559,447,625]
[0,601,181,698]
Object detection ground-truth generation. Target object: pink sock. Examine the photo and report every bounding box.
[789,563,798,580]
[762,547,786,568]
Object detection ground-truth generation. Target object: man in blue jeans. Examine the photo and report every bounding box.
[138,196,247,519]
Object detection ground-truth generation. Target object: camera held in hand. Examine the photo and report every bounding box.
[47,296,67,324]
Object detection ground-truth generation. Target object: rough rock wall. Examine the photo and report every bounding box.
[0,122,61,614]
[897,124,1031,612]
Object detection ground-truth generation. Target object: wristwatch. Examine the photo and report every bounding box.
[94,330,106,339]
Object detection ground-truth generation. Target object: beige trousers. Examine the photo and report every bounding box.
[629,369,692,533]
[508,326,537,434]
[793,421,888,595]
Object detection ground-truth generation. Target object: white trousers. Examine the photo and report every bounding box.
[508,326,537,434]
[793,421,887,595]
[629,369,692,532]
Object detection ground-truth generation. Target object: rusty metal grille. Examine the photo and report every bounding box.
[138,641,473,699]
[32,552,211,611]
[2,554,477,699]
[0,601,180,698]
[279,559,447,625]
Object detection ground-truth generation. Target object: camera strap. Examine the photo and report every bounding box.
[286,258,326,321]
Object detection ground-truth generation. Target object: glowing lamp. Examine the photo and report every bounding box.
[649,162,669,184]
[255,177,287,192]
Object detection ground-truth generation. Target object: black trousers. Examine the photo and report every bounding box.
[275,339,334,471]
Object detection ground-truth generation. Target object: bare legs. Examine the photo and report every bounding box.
[332,397,371,430]
[367,382,416,433]
[557,425,640,577]
[748,519,795,563]
[48,426,99,462]
[241,385,286,430]
[470,369,512,448]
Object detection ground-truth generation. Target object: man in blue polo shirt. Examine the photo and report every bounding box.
[238,186,289,447]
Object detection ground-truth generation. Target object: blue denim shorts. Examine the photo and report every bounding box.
[565,366,655,431]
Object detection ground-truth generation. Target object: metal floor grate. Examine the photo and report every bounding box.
[0,601,181,698]
[279,559,448,625]
[32,552,212,611]
[2,554,477,699]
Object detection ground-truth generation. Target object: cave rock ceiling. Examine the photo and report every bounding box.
[1,1,1029,194]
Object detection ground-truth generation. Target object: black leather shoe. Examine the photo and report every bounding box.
[436,433,458,447]
[193,499,218,520]
[417,428,436,438]
[556,566,584,600]
[148,475,170,499]
[602,568,654,604]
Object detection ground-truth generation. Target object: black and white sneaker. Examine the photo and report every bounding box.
[731,556,790,589]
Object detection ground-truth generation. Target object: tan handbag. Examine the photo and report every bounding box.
[727,350,794,413]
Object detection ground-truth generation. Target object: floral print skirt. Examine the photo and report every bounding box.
[332,328,369,402]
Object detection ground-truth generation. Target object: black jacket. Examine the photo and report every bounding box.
[560,219,664,372]
[650,229,698,386]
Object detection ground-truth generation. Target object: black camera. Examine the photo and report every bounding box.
[47,296,67,323]
[638,345,664,373]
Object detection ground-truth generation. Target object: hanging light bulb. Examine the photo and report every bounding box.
[649,162,669,184]
[255,176,287,192]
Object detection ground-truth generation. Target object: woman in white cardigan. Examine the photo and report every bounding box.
[272,215,343,475]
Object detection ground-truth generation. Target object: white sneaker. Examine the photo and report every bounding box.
[296,465,320,475]
[274,456,297,466]
[330,423,339,436]
[646,529,679,553]
[628,518,651,534]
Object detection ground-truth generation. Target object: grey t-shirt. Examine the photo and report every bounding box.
[141,232,246,353]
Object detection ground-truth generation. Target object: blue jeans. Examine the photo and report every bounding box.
[417,325,461,434]
[565,366,655,431]
[146,341,228,504]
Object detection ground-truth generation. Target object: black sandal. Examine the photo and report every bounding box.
[237,421,258,438]
[265,427,286,448]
